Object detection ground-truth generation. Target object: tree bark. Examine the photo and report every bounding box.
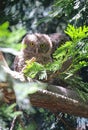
[29,88,88,118]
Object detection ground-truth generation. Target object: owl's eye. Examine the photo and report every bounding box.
[40,43,45,48]
[30,42,34,46]
[38,43,49,53]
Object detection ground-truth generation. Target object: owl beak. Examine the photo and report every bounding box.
[36,48,38,54]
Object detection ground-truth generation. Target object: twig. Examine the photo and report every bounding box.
[10,116,17,130]
[0,47,19,56]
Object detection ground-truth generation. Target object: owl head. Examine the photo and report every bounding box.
[35,33,52,55]
[21,33,53,64]
[22,33,52,54]
[22,34,38,55]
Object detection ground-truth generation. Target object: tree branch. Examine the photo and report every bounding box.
[29,88,88,118]
[0,51,88,118]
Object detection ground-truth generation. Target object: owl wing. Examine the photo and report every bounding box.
[14,53,25,72]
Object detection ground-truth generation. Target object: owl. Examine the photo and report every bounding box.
[14,33,69,72]
[14,33,52,72]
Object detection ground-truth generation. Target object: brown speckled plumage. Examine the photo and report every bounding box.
[14,33,68,72]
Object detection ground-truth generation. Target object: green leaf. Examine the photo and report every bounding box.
[24,61,45,78]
